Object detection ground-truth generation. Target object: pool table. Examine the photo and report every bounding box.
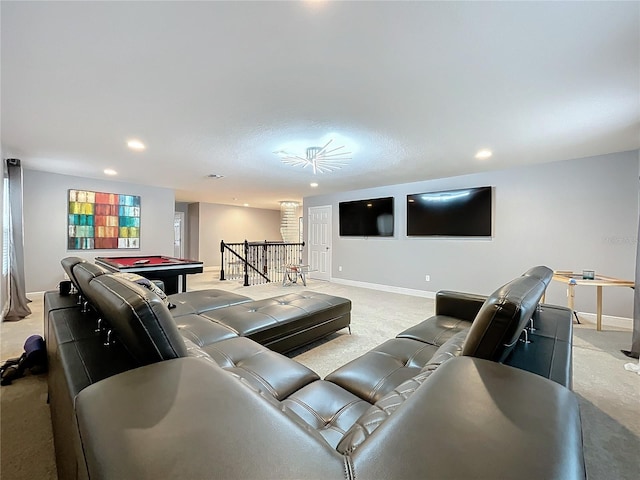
[95,255,204,294]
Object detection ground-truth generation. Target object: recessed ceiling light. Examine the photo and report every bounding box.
[475,149,492,160]
[104,169,117,176]
[127,139,146,151]
[310,182,318,188]
[243,203,250,207]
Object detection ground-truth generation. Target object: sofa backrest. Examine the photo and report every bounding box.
[61,256,87,293]
[522,265,554,287]
[462,266,552,362]
[86,273,187,365]
[71,261,108,300]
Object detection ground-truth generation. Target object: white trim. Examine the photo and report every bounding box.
[327,280,634,327]
[27,290,47,296]
[330,277,436,299]
[574,312,633,330]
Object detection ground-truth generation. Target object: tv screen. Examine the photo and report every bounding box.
[339,197,394,237]
[407,186,492,237]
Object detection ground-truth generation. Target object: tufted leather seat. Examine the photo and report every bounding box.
[327,267,553,404]
[197,292,352,352]
[326,329,468,403]
[168,289,253,317]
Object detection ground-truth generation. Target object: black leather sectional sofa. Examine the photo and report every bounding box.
[45,258,585,480]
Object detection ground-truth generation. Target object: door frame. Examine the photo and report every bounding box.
[307,205,332,281]
[174,211,185,258]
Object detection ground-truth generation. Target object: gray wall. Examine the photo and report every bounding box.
[304,150,639,319]
[195,202,281,267]
[23,169,175,292]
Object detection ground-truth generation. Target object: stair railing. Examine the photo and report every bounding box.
[220,240,305,286]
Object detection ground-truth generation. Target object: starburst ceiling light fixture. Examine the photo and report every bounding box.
[274,139,351,174]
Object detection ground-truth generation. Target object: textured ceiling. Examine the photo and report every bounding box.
[2,1,639,209]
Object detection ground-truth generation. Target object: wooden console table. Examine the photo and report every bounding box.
[550,271,634,331]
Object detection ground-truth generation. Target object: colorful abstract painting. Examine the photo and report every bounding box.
[68,189,140,250]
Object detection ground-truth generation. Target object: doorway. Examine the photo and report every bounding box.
[174,212,185,258]
[307,205,332,281]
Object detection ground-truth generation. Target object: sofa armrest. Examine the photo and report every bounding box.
[74,357,346,480]
[351,357,585,480]
[434,290,487,321]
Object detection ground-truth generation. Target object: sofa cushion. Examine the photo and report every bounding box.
[397,315,472,346]
[325,329,468,404]
[199,291,351,350]
[168,289,252,317]
[337,367,436,454]
[200,336,320,400]
[175,313,239,346]
[325,338,438,403]
[281,380,371,449]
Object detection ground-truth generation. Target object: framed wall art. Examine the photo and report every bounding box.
[67,189,140,250]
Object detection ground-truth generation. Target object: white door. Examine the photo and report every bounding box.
[308,205,331,281]
[174,212,185,258]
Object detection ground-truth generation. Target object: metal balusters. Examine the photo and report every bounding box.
[220,240,305,286]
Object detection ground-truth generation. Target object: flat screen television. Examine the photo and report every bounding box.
[339,197,394,237]
[406,186,492,237]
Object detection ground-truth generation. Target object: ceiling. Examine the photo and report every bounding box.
[2,1,639,210]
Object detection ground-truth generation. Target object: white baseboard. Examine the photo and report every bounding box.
[330,278,436,299]
[27,290,47,297]
[327,279,634,328]
[575,312,633,330]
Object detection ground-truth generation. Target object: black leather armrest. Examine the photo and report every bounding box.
[434,290,487,321]
[75,357,346,480]
[351,357,585,480]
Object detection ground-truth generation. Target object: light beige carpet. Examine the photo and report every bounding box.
[1,273,639,480]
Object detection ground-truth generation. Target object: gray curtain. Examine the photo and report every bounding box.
[4,159,31,321]
[630,210,640,356]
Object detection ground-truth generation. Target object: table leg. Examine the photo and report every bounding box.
[301,271,306,286]
[181,275,187,293]
[596,285,603,331]
[567,283,581,324]
[567,284,575,311]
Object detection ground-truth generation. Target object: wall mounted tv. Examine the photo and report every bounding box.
[406,186,492,237]
[339,197,394,237]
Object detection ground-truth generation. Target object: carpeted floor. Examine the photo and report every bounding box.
[1,273,639,479]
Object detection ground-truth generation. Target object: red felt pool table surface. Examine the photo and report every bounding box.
[95,255,204,294]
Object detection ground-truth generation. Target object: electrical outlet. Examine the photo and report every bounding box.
[425,275,430,282]
[339,266,343,272]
